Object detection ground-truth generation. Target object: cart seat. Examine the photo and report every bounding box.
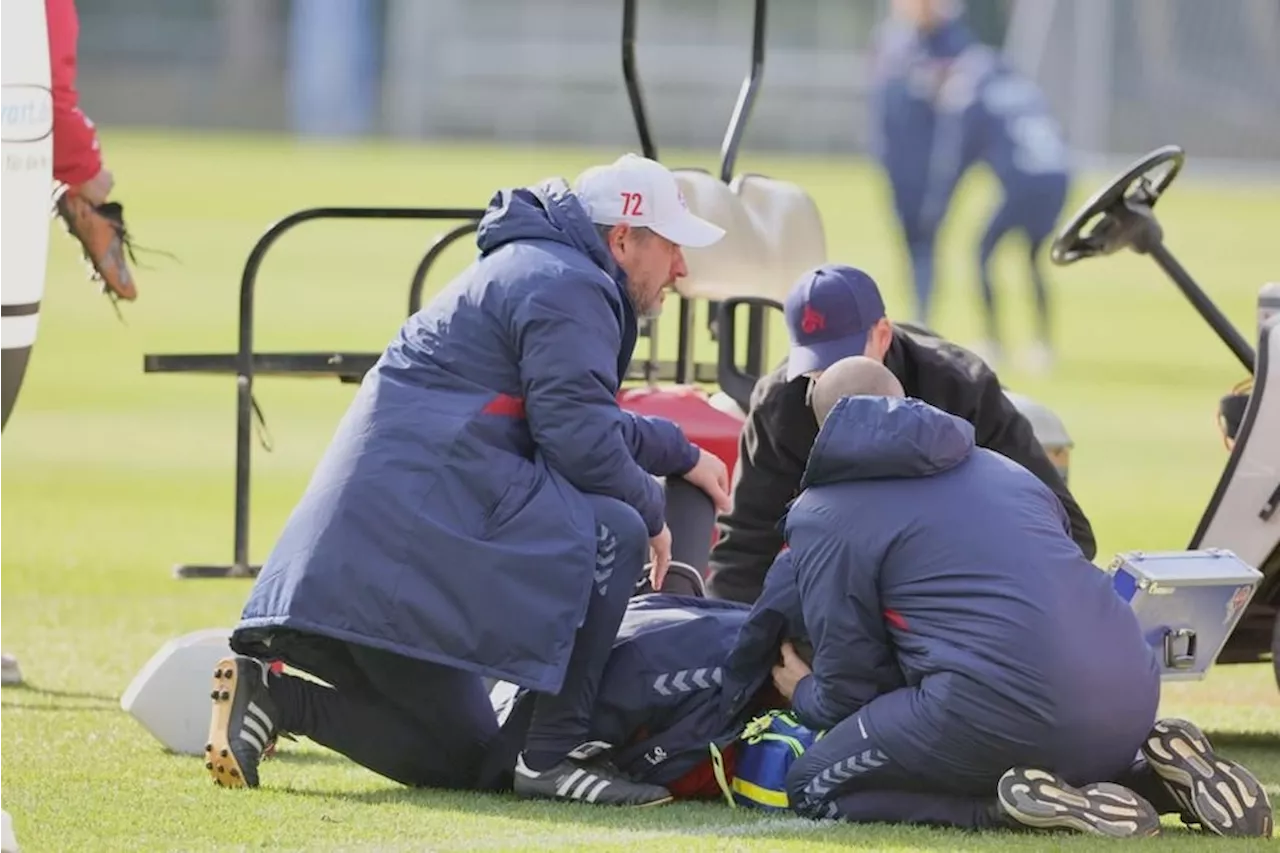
[671,168,827,305]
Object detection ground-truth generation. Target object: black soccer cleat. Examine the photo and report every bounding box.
[1141,718,1273,838]
[512,741,673,807]
[997,767,1162,838]
[205,656,278,789]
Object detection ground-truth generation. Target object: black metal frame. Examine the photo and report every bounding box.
[147,0,779,579]
[145,207,485,578]
[1050,144,1277,665]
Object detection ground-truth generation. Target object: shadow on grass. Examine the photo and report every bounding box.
[1203,730,1280,750]
[0,683,117,703]
[0,700,118,714]
[264,750,351,767]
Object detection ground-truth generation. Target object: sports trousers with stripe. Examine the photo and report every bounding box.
[785,684,1178,828]
[263,493,647,786]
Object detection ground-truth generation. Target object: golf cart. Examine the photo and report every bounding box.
[1050,144,1280,688]
[143,0,1073,583]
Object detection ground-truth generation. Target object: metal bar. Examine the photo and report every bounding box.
[1147,242,1255,374]
[622,0,657,160]
[144,352,381,378]
[408,221,481,315]
[231,206,483,575]
[719,0,767,182]
[745,305,767,378]
[675,299,695,384]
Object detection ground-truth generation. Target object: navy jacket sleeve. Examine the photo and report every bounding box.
[620,413,699,477]
[920,61,984,233]
[787,503,900,732]
[723,549,804,685]
[514,273,667,535]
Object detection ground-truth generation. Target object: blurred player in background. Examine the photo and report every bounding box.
[869,0,1070,373]
[866,0,951,329]
[47,0,139,305]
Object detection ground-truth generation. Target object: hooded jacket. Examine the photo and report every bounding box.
[708,326,1095,604]
[233,180,697,693]
[786,396,1157,777]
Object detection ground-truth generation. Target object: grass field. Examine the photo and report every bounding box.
[2,129,1278,851]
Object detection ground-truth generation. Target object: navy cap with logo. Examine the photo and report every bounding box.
[783,264,887,380]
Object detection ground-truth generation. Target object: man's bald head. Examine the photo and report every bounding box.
[810,356,905,425]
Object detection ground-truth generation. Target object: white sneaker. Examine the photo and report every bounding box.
[1,653,23,686]
[2,809,19,853]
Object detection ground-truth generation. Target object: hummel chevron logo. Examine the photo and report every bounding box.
[653,667,723,695]
[805,749,888,797]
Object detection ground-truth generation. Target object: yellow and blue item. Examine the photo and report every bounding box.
[710,710,821,811]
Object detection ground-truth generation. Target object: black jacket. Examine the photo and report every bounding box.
[706,326,1096,604]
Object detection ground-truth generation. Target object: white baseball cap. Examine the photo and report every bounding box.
[573,153,726,249]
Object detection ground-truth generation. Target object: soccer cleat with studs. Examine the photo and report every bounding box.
[997,767,1162,838]
[1141,718,1272,838]
[54,190,138,303]
[205,656,277,789]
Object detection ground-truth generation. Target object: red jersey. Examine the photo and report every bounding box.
[46,0,103,186]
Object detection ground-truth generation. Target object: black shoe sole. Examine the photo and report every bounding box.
[1142,718,1273,838]
[205,657,252,789]
[998,768,1161,838]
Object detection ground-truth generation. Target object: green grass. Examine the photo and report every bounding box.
[2,128,1278,851]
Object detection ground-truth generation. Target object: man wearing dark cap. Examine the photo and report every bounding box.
[707,262,1094,604]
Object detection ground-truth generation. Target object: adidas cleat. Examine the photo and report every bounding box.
[1142,718,1272,838]
[512,741,673,807]
[205,656,277,789]
[998,767,1161,838]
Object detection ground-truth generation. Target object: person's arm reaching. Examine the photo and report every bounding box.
[515,274,667,535]
[619,413,699,477]
[785,506,900,732]
[46,0,107,193]
[724,548,805,685]
[708,378,810,603]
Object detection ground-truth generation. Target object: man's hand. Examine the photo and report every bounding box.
[683,448,732,514]
[648,523,672,590]
[771,640,812,701]
[77,167,114,206]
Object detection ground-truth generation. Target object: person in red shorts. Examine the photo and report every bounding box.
[47,0,139,303]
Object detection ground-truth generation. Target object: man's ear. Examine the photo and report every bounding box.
[870,317,894,360]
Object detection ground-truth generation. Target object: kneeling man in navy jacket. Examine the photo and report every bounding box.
[767,356,1272,838]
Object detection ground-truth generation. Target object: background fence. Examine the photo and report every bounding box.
[74,0,1280,165]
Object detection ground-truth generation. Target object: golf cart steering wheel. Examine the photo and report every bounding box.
[1050,145,1186,266]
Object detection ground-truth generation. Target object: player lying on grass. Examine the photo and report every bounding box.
[707,263,1094,605]
[197,562,1268,837]
[763,355,1272,838]
[205,153,732,807]
[197,583,802,801]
